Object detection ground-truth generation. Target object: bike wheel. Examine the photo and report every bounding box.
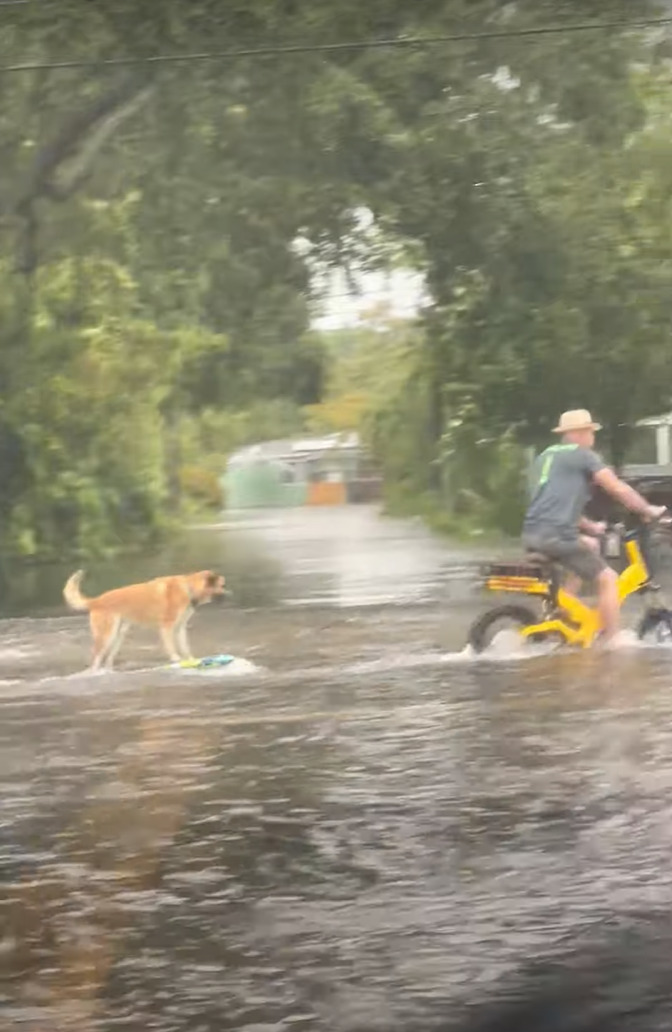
[637,608,672,645]
[467,604,550,654]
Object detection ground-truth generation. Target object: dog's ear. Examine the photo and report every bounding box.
[204,571,223,588]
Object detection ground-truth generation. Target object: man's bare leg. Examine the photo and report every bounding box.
[570,535,622,644]
[563,572,582,597]
[596,566,620,645]
[564,536,600,599]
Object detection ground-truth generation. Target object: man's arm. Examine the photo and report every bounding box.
[593,467,664,520]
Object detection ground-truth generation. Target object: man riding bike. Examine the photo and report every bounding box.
[523,409,666,647]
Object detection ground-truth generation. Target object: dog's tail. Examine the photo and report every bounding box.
[63,570,90,611]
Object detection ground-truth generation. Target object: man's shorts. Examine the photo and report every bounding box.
[522,532,607,581]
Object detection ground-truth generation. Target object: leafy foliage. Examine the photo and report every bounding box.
[0,1,670,552]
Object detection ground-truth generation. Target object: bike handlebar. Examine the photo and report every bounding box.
[607,509,671,533]
[604,509,671,578]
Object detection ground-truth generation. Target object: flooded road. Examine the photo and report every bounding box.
[3,506,672,1031]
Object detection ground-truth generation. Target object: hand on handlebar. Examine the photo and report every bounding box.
[644,504,669,524]
[582,519,607,537]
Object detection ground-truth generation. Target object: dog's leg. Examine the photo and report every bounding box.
[89,612,115,672]
[160,624,182,664]
[104,619,128,670]
[176,609,195,660]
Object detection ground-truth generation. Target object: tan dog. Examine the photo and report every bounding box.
[63,569,226,670]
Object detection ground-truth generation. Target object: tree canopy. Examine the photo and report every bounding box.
[0,0,670,552]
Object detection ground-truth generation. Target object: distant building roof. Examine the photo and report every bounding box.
[636,412,672,427]
[228,432,361,467]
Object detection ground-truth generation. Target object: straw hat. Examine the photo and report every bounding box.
[552,409,602,434]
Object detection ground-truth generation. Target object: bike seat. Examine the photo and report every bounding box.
[524,551,554,564]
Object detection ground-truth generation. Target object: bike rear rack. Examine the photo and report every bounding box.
[481,559,554,596]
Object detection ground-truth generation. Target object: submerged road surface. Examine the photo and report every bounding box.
[2,506,672,1031]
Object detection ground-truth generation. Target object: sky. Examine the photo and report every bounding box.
[298,206,426,330]
[310,266,426,330]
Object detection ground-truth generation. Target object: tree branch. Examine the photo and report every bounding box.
[48,84,154,200]
[15,74,154,214]
[12,74,154,275]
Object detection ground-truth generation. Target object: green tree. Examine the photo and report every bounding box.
[0,0,669,553]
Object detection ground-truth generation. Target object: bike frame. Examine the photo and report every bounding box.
[484,531,652,648]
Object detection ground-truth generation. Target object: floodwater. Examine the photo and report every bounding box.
[3,506,672,1032]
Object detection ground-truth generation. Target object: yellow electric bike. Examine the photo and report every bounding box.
[468,517,672,653]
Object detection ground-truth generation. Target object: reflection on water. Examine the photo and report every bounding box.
[0,520,284,617]
[0,506,498,617]
[2,507,672,1030]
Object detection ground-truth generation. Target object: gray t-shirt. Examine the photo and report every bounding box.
[523,444,605,540]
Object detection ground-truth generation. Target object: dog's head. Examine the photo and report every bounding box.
[190,570,227,604]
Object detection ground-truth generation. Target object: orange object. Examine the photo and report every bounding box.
[307,481,346,506]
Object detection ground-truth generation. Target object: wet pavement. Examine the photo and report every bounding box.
[3,506,672,1031]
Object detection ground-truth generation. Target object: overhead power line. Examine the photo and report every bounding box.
[0,17,670,74]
